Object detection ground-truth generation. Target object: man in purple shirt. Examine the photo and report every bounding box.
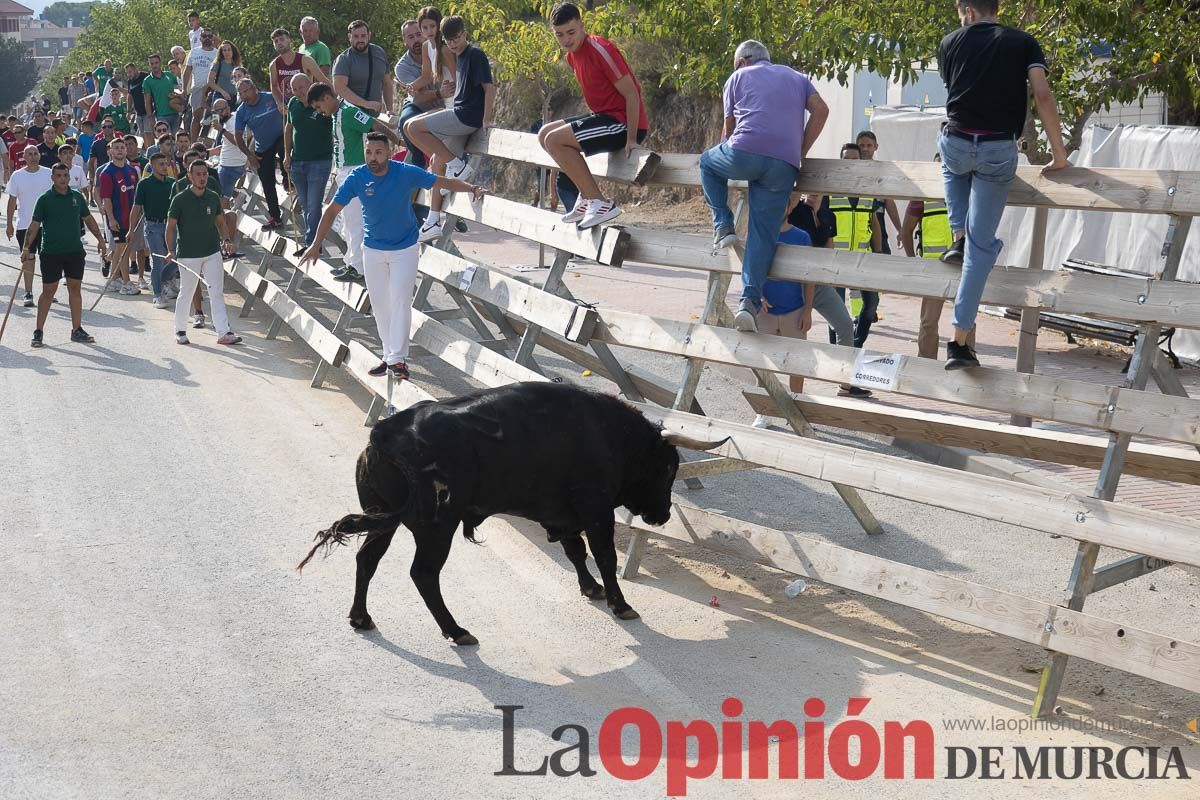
[699,40,828,332]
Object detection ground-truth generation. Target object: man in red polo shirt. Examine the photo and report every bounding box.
[538,2,648,230]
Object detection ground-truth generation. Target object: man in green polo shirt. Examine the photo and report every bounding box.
[298,16,332,72]
[22,162,107,347]
[93,60,115,96]
[143,53,180,130]
[165,159,239,345]
[128,152,178,308]
[283,73,332,257]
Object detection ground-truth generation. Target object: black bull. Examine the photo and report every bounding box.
[298,382,726,645]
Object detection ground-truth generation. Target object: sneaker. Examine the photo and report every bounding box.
[192,313,206,329]
[22,291,34,307]
[837,385,873,398]
[261,217,282,231]
[126,281,141,295]
[217,332,242,345]
[175,330,190,344]
[70,327,95,343]
[107,280,124,293]
[418,219,443,243]
[945,340,980,370]
[440,158,475,196]
[389,362,410,380]
[578,199,622,230]
[333,267,363,283]
[713,226,738,250]
[367,360,389,377]
[454,219,469,234]
[561,200,589,224]
[939,238,965,265]
[732,300,758,333]
[30,328,43,348]
[752,414,771,429]
[138,277,149,290]
[292,244,307,258]
[152,294,168,309]
[101,261,110,277]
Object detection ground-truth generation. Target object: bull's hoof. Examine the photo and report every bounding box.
[580,583,607,600]
[349,613,375,630]
[448,631,479,646]
[613,607,640,621]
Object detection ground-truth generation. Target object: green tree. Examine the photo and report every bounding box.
[42,1,98,27]
[0,38,40,112]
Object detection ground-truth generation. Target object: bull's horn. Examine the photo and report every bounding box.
[661,430,730,451]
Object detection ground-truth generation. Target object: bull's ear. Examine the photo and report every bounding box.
[661,430,729,451]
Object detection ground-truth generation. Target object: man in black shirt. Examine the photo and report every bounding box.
[937,0,1068,369]
[37,126,60,168]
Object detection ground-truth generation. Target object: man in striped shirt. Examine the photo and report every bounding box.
[539,2,647,230]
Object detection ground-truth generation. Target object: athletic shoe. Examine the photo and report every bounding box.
[292,244,307,258]
[330,265,348,277]
[418,219,443,243]
[260,217,282,231]
[192,313,206,329]
[440,158,474,196]
[138,277,149,290]
[560,200,588,224]
[217,332,242,345]
[939,238,965,265]
[22,291,34,307]
[30,329,43,348]
[367,360,388,377]
[175,331,190,345]
[454,219,469,233]
[732,300,758,333]
[578,199,622,230]
[752,414,771,429]
[107,280,124,293]
[713,227,738,250]
[101,261,110,277]
[121,281,141,296]
[389,362,410,380]
[837,386,873,398]
[152,294,168,309]
[70,327,95,343]
[333,267,363,283]
[945,340,980,370]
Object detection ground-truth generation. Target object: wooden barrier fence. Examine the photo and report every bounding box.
[218,127,1199,718]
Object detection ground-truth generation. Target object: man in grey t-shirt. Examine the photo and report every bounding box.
[393,19,442,167]
[333,19,393,113]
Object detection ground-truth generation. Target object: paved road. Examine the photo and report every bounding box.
[1,221,1197,799]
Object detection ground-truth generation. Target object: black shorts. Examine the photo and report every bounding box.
[40,252,86,283]
[106,225,129,244]
[565,113,647,156]
[15,228,41,256]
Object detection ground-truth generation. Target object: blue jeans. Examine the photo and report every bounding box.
[827,287,879,347]
[218,165,244,200]
[155,113,180,131]
[289,160,332,246]
[700,143,798,310]
[145,220,176,296]
[398,102,427,168]
[938,132,1018,331]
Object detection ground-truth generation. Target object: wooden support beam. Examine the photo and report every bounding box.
[593,309,1200,446]
[1012,207,1049,426]
[741,389,1200,485]
[614,503,1199,692]
[225,260,348,367]
[464,128,662,185]
[675,457,759,481]
[409,307,545,388]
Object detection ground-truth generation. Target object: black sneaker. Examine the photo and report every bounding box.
[389,362,410,380]
[837,385,873,398]
[292,244,307,258]
[70,327,95,343]
[102,261,110,277]
[945,340,980,370]
[454,219,469,234]
[330,265,348,277]
[22,292,34,307]
[31,329,43,348]
[367,360,388,377]
[261,217,282,231]
[939,238,965,265]
[334,267,364,283]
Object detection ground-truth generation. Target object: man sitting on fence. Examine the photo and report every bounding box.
[301,133,486,379]
[699,40,828,333]
[936,0,1068,369]
[539,2,649,230]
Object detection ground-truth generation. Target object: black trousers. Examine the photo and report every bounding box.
[255,135,288,220]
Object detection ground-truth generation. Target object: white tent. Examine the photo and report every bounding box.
[870,107,1200,364]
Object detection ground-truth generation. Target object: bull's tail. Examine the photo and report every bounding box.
[296,510,406,573]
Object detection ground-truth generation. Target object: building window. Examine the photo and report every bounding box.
[63,40,70,48]
[42,39,50,49]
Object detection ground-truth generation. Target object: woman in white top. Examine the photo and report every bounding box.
[418,6,456,110]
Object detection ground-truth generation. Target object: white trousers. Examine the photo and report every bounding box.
[335,165,364,270]
[174,252,230,335]
[362,244,420,364]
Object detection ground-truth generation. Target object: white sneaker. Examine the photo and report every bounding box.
[192,313,206,329]
[107,280,124,293]
[578,199,622,230]
[752,414,772,429]
[175,331,190,345]
[733,308,758,333]
[120,281,141,295]
[418,219,443,243]
[152,294,168,309]
[138,277,149,290]
[560,200,588,224]
[440,158,474,196]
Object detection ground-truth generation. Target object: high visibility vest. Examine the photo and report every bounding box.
[918,200,952,260]
[830,195,875,253]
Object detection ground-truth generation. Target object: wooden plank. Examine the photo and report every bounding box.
[464,127,662,185]
[419,247,597,342]
[593,309,1200,446]
[675,457,758,481]
[436,191,629,266]
[637,405,1200,569]
[1012,207,1049,426]
[235,214,369,311]
[650,155,1200,216]
[409,307,544,388]
[622,226,1200,330]
[226,260,347,366]
[615,503,1199,692]
[742,389,1200,485]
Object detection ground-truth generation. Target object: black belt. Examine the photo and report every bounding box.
[146,217,165,223]
[944,125,1015,143]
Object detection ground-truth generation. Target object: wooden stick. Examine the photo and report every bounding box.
[0,254,33,345]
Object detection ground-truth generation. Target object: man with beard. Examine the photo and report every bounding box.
[393,19,442,167]
[332,19,392,114]
[269,28,328,114]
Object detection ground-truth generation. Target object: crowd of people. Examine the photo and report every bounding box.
[3,1,1066,391]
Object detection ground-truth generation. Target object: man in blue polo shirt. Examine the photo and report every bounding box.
[231,78,286,230]
[302,132,485,378]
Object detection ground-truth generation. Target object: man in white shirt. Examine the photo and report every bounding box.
[183,28,219,142]
[208,97,247,236]
[5,146,55,307]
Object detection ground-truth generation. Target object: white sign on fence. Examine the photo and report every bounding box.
[851,351,904,391]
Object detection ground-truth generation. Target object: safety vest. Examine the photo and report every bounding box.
[830,196,875,253]
[918,200,952,260]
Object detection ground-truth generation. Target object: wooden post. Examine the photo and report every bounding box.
[1011,207,1048,427]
